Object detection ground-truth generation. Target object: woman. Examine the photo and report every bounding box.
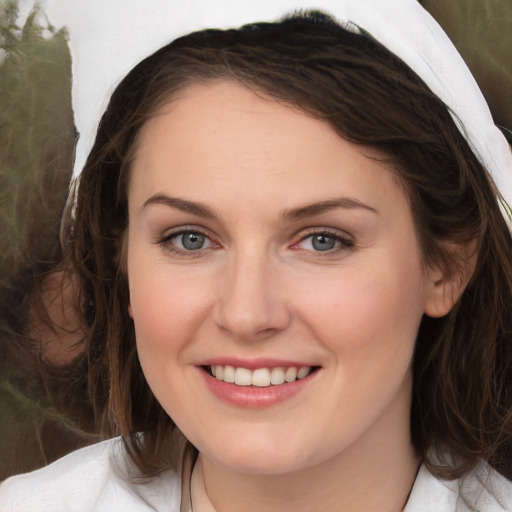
[1,1,511,510]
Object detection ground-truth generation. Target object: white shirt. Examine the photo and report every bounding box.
[0,439,181,512]
[1,437,511,511]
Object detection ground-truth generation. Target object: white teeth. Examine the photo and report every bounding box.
[251,368,271,387]
[234,367,252,386]
[211,365,312,387]
[285,367,297,383]
[270,367,285,385]
[297,367,310,379]
[223,365,235,383]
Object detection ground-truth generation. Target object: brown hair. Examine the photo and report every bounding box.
[65,12,512,480]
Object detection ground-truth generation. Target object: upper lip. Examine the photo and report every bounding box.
[197,357,319,370]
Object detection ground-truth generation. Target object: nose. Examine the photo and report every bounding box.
[214,249,291,341]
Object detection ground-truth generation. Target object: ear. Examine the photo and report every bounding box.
[128,303,134,319]
[424,240,478,318]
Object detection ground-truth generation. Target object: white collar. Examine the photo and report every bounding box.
[404,461,512,512]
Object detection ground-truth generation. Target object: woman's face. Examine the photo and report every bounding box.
[127,81,442,475]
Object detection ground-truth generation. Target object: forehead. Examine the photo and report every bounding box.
[134,80,336,165]
[129,80,408,219]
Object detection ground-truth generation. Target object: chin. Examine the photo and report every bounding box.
[194,429,330,476]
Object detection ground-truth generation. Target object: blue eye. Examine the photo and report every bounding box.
[179,232,206,250]
[296,231,353,253]
[161,230,215,253]
[310,234,336,251]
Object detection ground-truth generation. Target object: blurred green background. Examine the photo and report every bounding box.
[0,0,511,480]
[0,0,93,479]
[421,0,512,142]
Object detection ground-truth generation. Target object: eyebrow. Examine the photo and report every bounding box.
[282,197,378,221]
[142,194,217,218]
[142,193,377,220]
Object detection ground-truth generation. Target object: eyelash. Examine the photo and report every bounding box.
[157,227,354,256]
[158,227,217,256]
[293,228,354,255]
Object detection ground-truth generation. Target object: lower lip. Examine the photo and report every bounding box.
[199,368,318,409]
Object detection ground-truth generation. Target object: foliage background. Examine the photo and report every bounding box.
[0,0,92,479]
[421,0,512,142]
[0,0,511,480]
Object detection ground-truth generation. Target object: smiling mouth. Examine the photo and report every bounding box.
[203,365,320,387]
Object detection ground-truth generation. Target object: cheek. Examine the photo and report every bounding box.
[128,258,213,359]
[293,258,427,362]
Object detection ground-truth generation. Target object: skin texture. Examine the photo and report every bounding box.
[126,81,458,512]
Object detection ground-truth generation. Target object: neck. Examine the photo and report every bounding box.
[195,378,419,512]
